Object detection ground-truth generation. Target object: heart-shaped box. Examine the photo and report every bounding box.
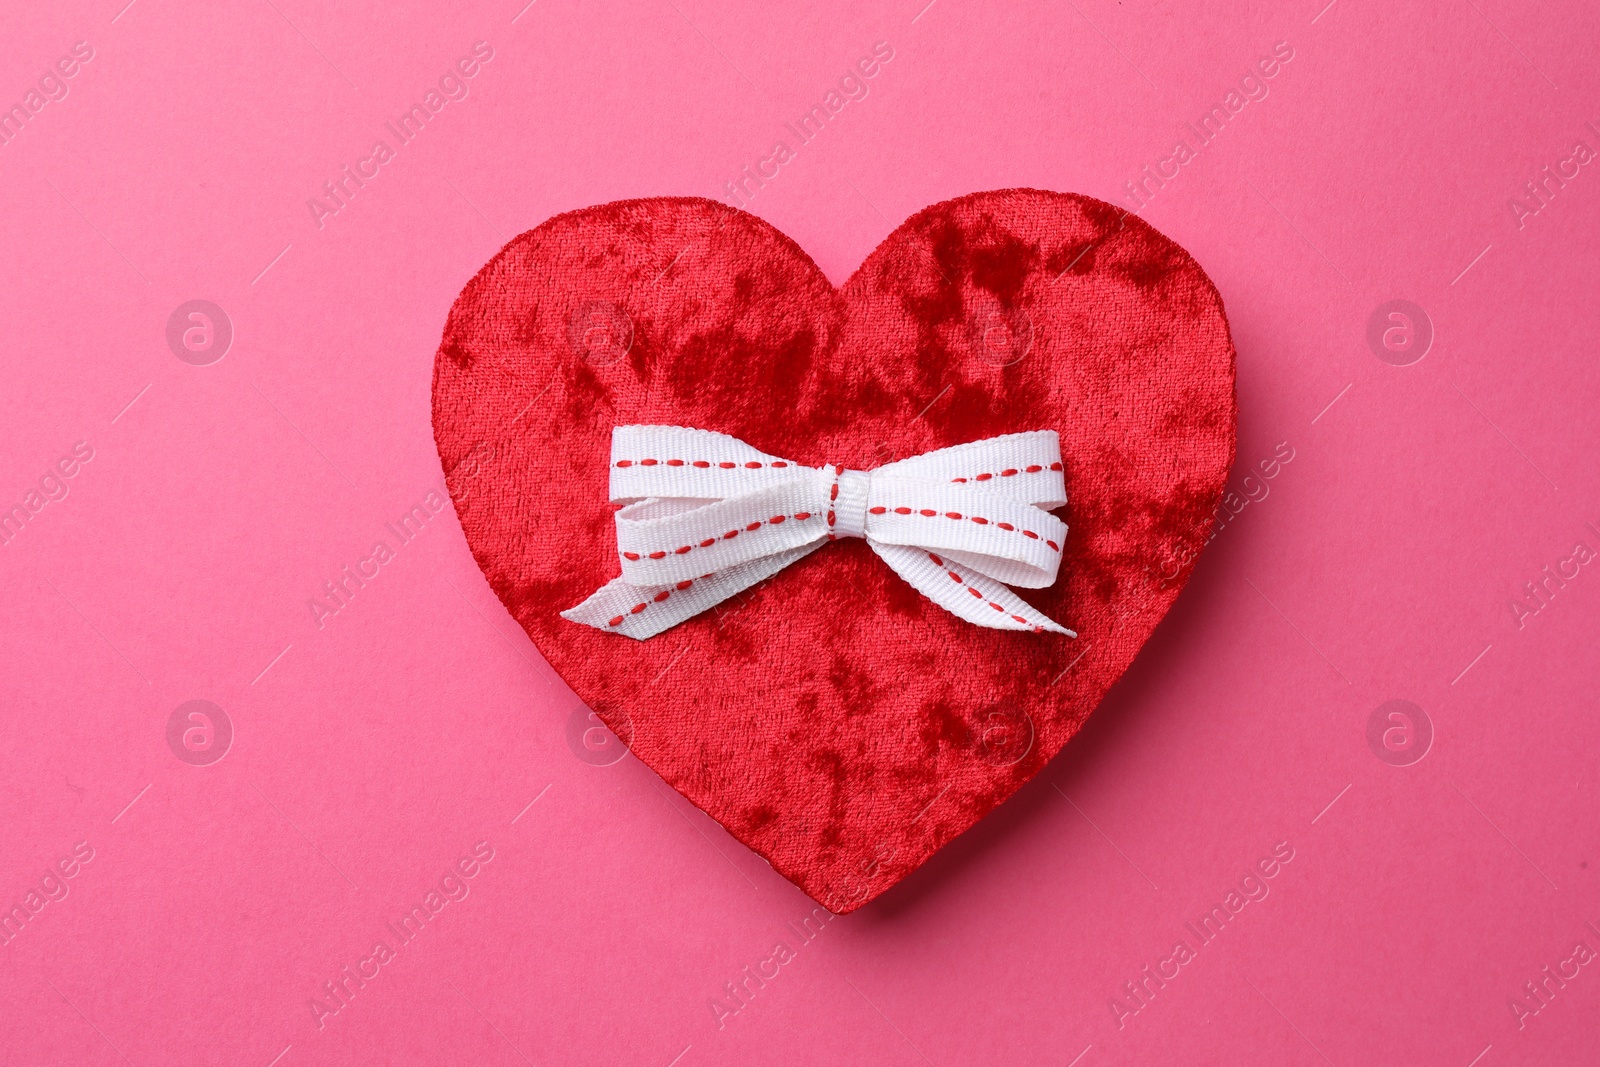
[432,189,1235,911]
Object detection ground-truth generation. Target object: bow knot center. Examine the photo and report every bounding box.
[826,466,872,540]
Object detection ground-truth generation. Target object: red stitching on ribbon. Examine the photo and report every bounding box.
[865,506,1061,552]
[605,576,711,628]
[616,458,791,470]
[950,460,1061,484]
[826,464,842,541]
[618,457,1057,482]
[928,552,1045,632]
[623,513,817,563]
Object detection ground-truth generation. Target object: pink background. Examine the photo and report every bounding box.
[3,0,1599,1063]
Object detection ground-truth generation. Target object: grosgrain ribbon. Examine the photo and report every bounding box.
[561,426,1077,640]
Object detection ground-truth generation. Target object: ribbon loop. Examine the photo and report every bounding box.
[609,425,802,502]
[562,426,1077,639]
[861,478,1066,588]
[614,479,823,585]
[877,430,1067,508]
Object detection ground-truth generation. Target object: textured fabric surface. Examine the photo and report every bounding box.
[431,189,1236,912]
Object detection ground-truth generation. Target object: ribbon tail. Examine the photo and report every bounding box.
[871,542,1076,636]
[562,543,823,640]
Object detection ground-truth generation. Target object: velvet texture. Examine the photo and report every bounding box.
[431,190,1235,912]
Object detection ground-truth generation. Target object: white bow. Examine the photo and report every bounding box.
[561,426,1077,640]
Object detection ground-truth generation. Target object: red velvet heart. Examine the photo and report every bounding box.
[432,190,1235,912]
